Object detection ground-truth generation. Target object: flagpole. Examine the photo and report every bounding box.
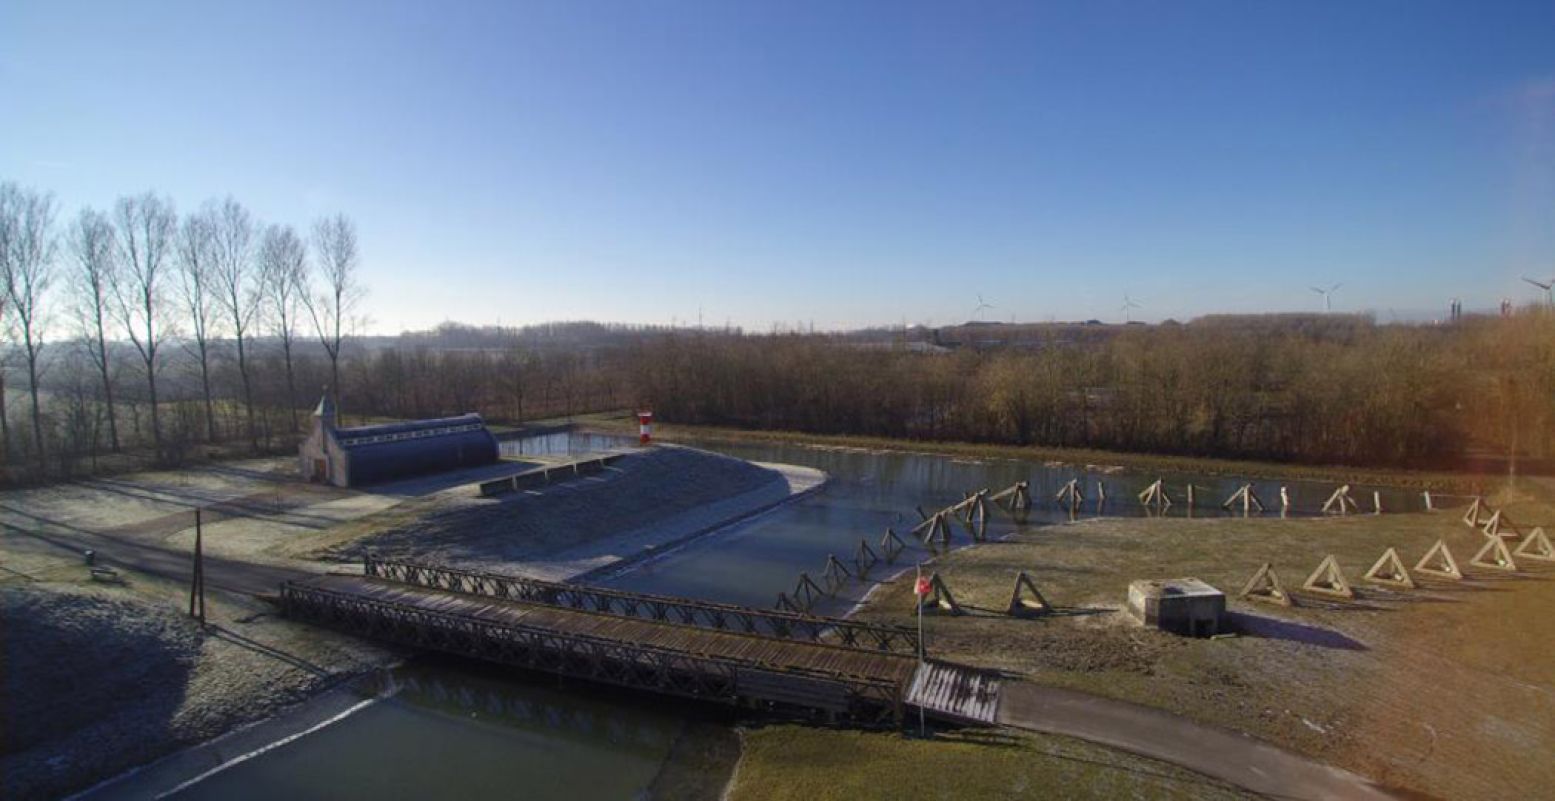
[916,560,926,738]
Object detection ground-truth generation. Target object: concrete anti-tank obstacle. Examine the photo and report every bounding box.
[1362,547,1415,589]
[989,481,1032,514]
[917,572,962,615]
[880,528,906,563]
[1301,555,1355,600]
[822,554,853,593]
[1413,539,1463,580]
[1462,497,1484,528]
[1469,537,1518,573]
[1515,527,1554,561]
[1321,485,1358,515]
[1007,571,1053,617]
[1137,479,1172,510]
[1222,484,1264,515]
[854,539,879,578]
[1055,478,1084,508]
[792,572,825,611]
[1239,563,1294,607]
[1480,509,1520,539]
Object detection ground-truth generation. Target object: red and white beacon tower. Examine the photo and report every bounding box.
[637,410,654,445]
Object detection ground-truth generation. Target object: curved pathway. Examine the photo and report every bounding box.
[997,681,1399,800]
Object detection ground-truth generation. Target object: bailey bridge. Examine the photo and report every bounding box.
[280,557,999,726]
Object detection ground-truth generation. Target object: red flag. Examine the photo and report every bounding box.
[914,575,932,597]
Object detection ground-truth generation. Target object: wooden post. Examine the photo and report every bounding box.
[1279,486,1290,512]
[1185,484,1195,509]
[1423,491,1434,512]
[189,509,206,624]
[1373,490,1383,515]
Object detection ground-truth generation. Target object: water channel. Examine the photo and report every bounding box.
[165,433,1428,800]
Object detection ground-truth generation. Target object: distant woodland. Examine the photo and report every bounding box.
[4,180,1552,483]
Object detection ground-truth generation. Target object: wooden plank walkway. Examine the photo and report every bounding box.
[906,660,1001,724]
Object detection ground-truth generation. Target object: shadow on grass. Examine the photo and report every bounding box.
[1227,611,1368,651]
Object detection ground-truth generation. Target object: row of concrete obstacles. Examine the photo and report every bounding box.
[911,570,1054,618]
[1240,526,1554,607]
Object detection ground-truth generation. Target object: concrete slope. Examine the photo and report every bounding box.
[997,681,1400,800]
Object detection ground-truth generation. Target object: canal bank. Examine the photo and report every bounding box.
[63,432,1448,799]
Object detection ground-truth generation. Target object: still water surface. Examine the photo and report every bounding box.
[169,433,1426,799]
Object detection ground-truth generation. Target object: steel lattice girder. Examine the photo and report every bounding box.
[363,557,919,655]
[282,583,901,724]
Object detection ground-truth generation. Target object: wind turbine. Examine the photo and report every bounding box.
[1310,283,1342,313]
[971,294,994,321]
[1522,274,1555,305]
[1119,293,1143,323]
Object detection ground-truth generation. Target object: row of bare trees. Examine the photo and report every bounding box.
[0,181,362,476]
[626,314,1555,471]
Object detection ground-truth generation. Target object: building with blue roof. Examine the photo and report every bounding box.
[298,393,500,487]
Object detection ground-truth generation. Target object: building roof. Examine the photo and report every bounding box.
[332,413,489,449]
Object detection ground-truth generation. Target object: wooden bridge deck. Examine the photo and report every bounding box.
[297,574,920,684]
[281,560,1000,725]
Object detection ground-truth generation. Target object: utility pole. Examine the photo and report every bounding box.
[189,508,206,624]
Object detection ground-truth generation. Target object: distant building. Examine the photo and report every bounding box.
[298,394,500,487]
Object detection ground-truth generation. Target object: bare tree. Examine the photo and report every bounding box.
[259,223,307,433]
[67,208,122,452]
[1,183,58,471]
[110,192,177,460]
[210,197,261,449]
[303,214,363,415]
[175,207,221,442]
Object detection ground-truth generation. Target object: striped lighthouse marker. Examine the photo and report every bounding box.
[638,410,654,445]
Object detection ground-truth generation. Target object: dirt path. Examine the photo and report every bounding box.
[997,682,1399,800]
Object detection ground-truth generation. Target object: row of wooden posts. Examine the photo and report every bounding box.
[1241,523,1554,606]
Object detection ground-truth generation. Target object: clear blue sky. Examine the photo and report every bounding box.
[4,1,1553,332]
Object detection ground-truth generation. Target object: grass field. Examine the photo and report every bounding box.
[728,725,1251,801]
[847,480,1555,800]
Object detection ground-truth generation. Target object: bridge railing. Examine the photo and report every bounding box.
[281,581,901,724]
[363,556,921,655]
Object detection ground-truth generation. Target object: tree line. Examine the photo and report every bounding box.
[6,177,1551,481]
[1,181,362,477]
[625,314,1554,471]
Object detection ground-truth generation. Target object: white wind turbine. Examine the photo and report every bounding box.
[971,293,994,321]
[1310,282,1342,312]
[1522,274,1555,305]
[1119,293,1143,323]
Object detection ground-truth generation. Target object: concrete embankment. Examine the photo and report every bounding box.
[329,445,825,581]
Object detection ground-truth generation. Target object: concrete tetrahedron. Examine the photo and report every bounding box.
[1470,536,1518,572]
[1363,547,1416,589]
[919,572,962,615]
[1514,527,1554,562]
[1413,539,1463,580]
[1239,563,1294,607]
[1007,571,1053,617]
[1301,555,1354,599]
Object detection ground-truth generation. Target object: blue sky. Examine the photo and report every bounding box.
[4,1,1553,332]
